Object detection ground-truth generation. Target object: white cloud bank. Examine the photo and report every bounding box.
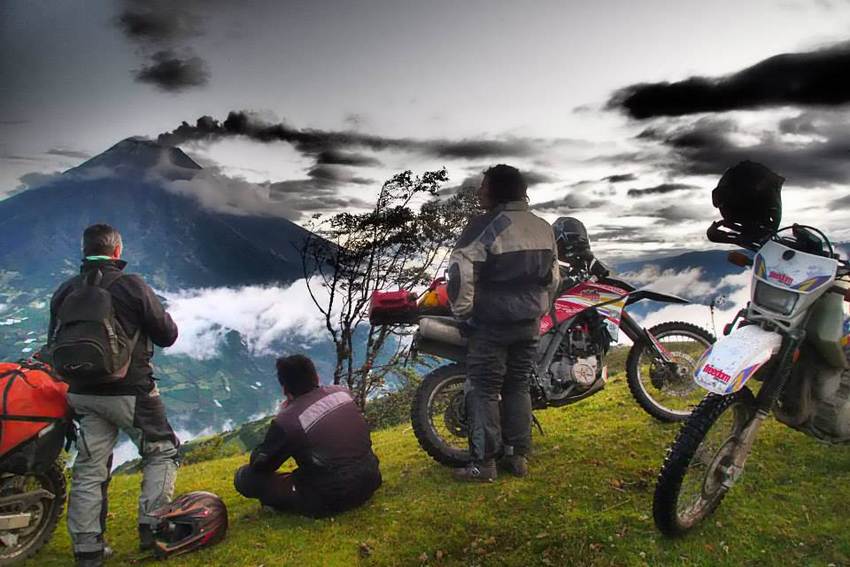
[161,278,329,360]
[637,270,752,336]
[621,266,716,299]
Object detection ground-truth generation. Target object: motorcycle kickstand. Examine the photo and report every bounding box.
[532,414,545,436]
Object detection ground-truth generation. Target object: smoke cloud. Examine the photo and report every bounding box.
[157,111,544,161]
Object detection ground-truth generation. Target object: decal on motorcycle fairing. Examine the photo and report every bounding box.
[539,282,628,334]
[793,275,833,292]
[694,324,782,395]
[753,241,837,294]
[754,254,766,278]
[843,316,850,363]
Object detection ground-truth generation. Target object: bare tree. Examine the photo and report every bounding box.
[300,169,479,407]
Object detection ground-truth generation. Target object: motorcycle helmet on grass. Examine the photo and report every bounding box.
[150,491,228,559]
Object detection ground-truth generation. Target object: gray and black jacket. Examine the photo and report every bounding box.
[447,200,560,327]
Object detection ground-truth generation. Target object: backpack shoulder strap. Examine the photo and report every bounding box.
[97,272,143,344]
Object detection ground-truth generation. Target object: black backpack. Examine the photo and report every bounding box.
[49,270,140,385]
[711,160,784,239]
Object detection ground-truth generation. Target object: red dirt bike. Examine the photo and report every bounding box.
[0,361,70,566]
[401,270,714,467]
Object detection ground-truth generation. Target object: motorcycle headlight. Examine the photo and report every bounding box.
[754,281,798,315]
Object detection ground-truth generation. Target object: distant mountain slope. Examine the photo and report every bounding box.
[616,249,740,282]
[0,138,312,290]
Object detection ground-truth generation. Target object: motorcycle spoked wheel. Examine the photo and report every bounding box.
[410,364,472,467]
[653,387,755,537]
[626,321,715,423]
[0,461,66,566]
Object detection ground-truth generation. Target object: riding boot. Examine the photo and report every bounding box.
[75,551,104,567]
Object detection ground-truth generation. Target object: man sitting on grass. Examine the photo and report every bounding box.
[234,354,382,517]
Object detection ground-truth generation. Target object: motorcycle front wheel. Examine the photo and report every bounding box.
[0,461,66,566]
[410,363,472,467]
[626,321,715,422]
[653,387,755,536]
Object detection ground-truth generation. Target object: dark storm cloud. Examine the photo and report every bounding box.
[158,111,546,160]
[116,1,210,91]
[116,4,201,44]
[0,154,41,162]
[437,173,483,196]
[306,164,373,186]
[644,114,850,186]
[46,148,92,159]
[267,179,372,216]
[592,225,660,243]
[626,183,696,197]
[832,194,850,208]
[134,50,210,92]
[602,173,637,183]
[523,170,557,186]
[532,191,607,213]
[651,205,705,222]
[315,149,382,167]
[609,42,850,118]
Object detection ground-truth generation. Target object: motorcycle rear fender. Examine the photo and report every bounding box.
[694,325,782,395]
[625,287,690,306]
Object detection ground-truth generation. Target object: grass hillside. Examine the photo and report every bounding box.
[26,374,850,566]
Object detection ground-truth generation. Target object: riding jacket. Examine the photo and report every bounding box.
[447,200,560,326]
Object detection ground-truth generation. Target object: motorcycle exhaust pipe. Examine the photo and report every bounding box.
[418,317,467,347]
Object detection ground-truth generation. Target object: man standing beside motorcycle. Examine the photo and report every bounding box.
[448,165,560,482]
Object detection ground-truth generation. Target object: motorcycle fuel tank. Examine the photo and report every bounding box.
[540,282,627,337]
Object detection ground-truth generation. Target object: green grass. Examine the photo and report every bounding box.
[27,375,850,566]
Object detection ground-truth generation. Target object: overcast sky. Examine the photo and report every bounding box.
[3,0,850,259]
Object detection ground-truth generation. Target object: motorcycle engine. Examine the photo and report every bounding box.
[776,349,850,442]
[545,322,602,397]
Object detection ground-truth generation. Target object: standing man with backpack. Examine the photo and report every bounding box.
[447,165,560,482]
[47,224,179,567]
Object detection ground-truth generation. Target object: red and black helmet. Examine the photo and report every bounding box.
[150,491,228,558]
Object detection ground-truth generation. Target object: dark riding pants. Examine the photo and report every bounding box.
[234,461,381,518]
[465,325,538,463]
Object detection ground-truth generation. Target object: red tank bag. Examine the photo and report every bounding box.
[0,362,69,457]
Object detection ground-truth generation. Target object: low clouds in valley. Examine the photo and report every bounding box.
[162,278,329,360]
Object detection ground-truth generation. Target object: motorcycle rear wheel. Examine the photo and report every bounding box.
[410,364,472,467]
[0,461,66,566]
[626,321,715,422]
[653,387,755,536]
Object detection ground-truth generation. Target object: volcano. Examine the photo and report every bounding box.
[0,137,333,436]
[0,137,312,290]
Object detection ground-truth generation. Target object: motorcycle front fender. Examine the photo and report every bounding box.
[694,325,782,395]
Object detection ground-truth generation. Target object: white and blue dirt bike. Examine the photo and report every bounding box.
[653,221,850,535]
